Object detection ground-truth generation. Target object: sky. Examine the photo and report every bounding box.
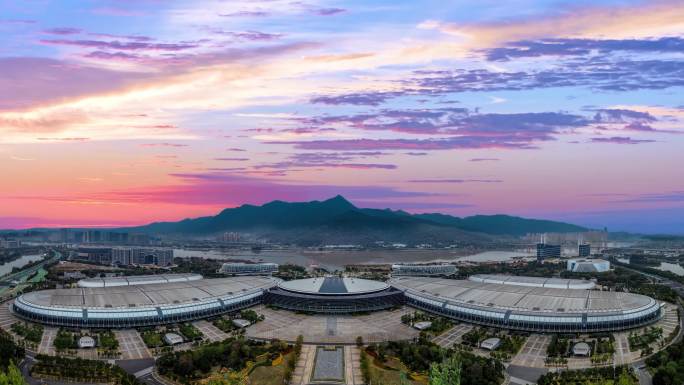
[0,0,683,234]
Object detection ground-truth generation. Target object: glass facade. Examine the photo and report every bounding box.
[403,290,662,333]
[264,287,405,313]
[12,290,264,328]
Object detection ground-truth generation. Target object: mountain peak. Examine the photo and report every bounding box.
[324,195,355,209]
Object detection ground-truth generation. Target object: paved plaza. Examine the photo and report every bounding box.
[246,305,418,344]
[115,329,152,360]
[345,346,364,385]
[0,301,20,333]
[510,334,551,368]
[431,323,474,348]
[37,326,57,355]
[193,320,230,342]
[292,344,316,385]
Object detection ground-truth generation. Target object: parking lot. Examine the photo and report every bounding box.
[193,320,229,342]
[115,329,151,360]
[431,323,474,348]
[511,334,551,368]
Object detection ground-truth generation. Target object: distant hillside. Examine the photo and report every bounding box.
[413,213,587,236]
[128,195,588,244]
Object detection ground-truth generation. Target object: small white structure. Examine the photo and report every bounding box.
[480,337,502,351]
[573,342,591,356]
[163,333,184,346]
[232,319,251,329]
[78,336,96,349]
[567,259,610,273]
[220,263,278,275]
[392,264,457,277]
[413,321,432,330]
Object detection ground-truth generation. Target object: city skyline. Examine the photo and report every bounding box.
[1,0,683,234]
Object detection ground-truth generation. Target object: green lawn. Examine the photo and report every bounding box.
[247,352,292,385]
[140,330,164,348]
[368,356,425,385]
[28,268,47,283]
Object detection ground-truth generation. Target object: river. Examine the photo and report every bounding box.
[0,254,45,277]
[173,248,534,271]
[616,258,684,277]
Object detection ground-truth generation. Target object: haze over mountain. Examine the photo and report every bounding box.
[129,195,587,245]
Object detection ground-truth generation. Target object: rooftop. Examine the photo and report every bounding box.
[278,277,389,295]
[469,274,595,289]
[22,276,278,309]
[77,273,202,288]
[390,277,654,315]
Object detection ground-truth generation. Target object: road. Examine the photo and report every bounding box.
[614,263,684,385]
[0,251,61,286]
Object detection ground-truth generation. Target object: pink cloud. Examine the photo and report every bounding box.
[139,143,189,147]
[590,136,655,144]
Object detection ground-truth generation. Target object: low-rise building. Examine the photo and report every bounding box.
[163,333,184,345]
[78,336,96,349]
[391,264,457,277]
[412,321,432,330]
[480,337,501,351]
[232,319,251,328]
[220,262,278,275]
[572,342,591,356]
[567,259,610,273]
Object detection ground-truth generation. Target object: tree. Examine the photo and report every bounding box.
[0,362,26,385]
[429,355,461,385]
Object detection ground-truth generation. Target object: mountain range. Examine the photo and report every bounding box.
[129,195,587,245]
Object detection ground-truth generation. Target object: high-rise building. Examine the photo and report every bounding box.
[219,232,242,243]
[111,247,174,267]
[578,243,591,257]
[83,230,101,243]
[536,243,561,261]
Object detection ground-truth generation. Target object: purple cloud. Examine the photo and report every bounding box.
[253,151,395,170]
[485,37,684,61]
[219,11,270,18]
[593,109,656,123]
[307,108,588,136]
[408,179,502,183]
[43,27,82,35]
[88,33,154,42]
[139,143,189,148]
[590,136,655,144]
[313,8,346,16]
[211,30,282,41]
[469,158,500,162]
[0,57,152,110]
[314,58,684,106]
[617,191,684,203]
[311,91,409,106]
[214,157,250,161]
[40,39,199,51]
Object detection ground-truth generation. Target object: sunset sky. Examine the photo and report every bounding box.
[1,0,683,233]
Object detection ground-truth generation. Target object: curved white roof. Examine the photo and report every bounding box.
[23,276,277,309]
[469,274,595,289]
[77,273,202,288]
[278,277,389,295]
[391,277,653,315]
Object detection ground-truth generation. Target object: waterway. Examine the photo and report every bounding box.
[173,248,534,271]
[0,254,44,277]
[616,258,684,277]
